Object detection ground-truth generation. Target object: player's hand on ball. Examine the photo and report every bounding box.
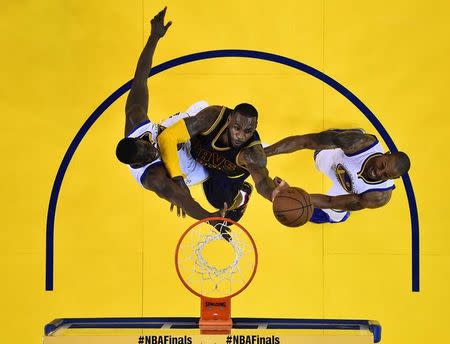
[272,187,314,227]
[271,176,290,201]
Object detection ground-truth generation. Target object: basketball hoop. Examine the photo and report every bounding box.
[175,217,258,334]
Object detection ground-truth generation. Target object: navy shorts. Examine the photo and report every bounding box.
[202,171,247,209]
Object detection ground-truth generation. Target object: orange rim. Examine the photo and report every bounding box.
[175,217,258,299]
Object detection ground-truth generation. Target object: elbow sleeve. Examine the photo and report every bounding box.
[157,119,191,178]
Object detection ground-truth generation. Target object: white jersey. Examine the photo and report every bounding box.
[314,139,395,196]
[314,139,395,222]
[126,101,209,187]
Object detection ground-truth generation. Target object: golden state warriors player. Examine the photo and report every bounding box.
[158,103,284,222]
[265,129,410,223]
[115,8,225,220]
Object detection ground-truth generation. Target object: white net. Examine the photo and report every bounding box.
[176,221,257,298]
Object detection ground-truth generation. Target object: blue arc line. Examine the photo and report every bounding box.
[45,49,419,292]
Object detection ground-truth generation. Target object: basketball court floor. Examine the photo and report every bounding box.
[2,1,450,344]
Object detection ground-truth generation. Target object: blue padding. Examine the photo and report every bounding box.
[266,324,360,330]
[44,317,199,335]
[233,318,371,325]
[368,321,382,343]
[232,324,259,329]
[44,317,382,342]
[70,324,164,329]
[44,318,65,336]
[170,324,200,329]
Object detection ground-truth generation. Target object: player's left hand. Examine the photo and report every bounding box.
[150,7,172,38]
[271,176,290,201]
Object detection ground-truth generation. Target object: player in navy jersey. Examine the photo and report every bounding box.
[116,7,287,224]
[158,102,286,223]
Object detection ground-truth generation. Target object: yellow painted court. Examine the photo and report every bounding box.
[2,1,450,343]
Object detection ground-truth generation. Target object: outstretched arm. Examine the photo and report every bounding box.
[310,190,392,211]
[124,7,172,136]
[142,166,222,220]
[238,145,285,202]
[264,130,377,156]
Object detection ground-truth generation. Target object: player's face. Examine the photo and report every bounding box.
[228,112,257,148]
[372,154,400,180]
[134,139,159,164]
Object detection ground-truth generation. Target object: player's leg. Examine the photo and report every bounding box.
[224,181,253,222]
[310,208,350,224]
[202,175,238,209]
[202,175,252,223]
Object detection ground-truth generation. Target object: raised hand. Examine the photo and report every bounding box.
[150,7,172,38]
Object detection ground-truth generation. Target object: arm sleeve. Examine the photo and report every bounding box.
[157,119,191,178]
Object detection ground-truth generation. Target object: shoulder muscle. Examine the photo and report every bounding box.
[334,132,377,155]
[184,105,222,137]
[239,144,266,169]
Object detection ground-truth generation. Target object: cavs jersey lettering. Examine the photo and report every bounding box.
[190,106,261,179]
[194,147,242,175]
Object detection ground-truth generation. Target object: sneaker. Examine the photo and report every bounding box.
[224,182,253,223]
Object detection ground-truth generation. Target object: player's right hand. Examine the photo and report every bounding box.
[150,7,172,38]
[271,176,290,201]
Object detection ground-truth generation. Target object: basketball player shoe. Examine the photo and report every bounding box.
[224,182,253,223]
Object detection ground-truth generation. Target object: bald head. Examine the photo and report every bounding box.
[116,137,158,165]
[389,151,411,178]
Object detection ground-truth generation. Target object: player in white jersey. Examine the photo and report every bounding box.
[264,129,410,223]
[114,8,223,220]
[125,101,209,189]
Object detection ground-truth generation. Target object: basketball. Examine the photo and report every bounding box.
[272,187,313,227]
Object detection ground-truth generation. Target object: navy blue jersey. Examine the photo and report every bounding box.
[190,106,261,178]
[190,106,261,209]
